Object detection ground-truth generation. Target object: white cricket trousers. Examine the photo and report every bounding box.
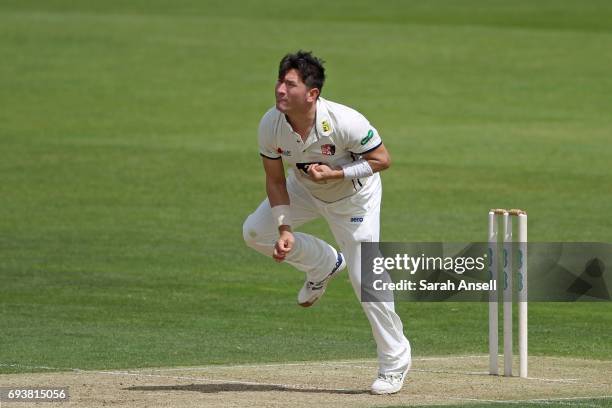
[242,172,411,374]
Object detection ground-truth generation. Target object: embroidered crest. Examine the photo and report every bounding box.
[321,144,336,156]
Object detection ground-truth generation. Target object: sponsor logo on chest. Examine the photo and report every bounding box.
[350,216,364,223]
[321,120,331,133]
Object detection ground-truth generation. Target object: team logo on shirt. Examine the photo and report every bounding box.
[320,144,336,156]
[321,120,331,133]
[276,147,291,156]
[360,129,374,145]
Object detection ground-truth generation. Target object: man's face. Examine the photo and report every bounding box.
[275,69,318,114]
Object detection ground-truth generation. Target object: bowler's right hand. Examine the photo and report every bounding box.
[274,229,294,262]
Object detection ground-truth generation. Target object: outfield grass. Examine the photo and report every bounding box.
[1,0,611,376]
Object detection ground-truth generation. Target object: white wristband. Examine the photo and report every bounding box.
[271,205,292,227]
[342,159,374,179]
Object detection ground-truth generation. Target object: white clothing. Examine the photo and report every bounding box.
[258,97,382,203]
[244,98,411,374]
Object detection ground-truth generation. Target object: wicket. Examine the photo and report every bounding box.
[488,208,528,378]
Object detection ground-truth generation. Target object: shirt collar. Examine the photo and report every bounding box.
[279,98,332,148]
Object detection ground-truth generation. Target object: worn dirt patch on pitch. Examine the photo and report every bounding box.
[1,356,610,407]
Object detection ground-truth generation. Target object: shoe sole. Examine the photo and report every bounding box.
[298,253,346,307]
[370,362,411,395]
[298,285,326,307]
[371,386,402,395]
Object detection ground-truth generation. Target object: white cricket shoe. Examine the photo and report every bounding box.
[371,363,410,395]
[297,252,346,307]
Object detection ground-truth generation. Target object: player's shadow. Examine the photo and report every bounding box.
[127,383,369,395]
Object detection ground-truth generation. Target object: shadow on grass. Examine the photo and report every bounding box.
[127,383,370,395]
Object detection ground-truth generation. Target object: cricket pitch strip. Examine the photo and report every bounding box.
[1,356,610,407]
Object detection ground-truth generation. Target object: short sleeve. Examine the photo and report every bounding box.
[258,111,281,159]
[345,113,383,154]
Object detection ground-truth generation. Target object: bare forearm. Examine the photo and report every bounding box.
[317,145,390,181]
[364,157,386,172]
[266,180,292,234]
[266,179,290,208]
[363,144,391,173]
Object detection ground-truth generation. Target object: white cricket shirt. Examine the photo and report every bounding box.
[258,97,383,203]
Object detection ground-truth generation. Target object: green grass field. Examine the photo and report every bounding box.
[1,1,611,406]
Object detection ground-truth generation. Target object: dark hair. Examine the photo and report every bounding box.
[278,50,325,93]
